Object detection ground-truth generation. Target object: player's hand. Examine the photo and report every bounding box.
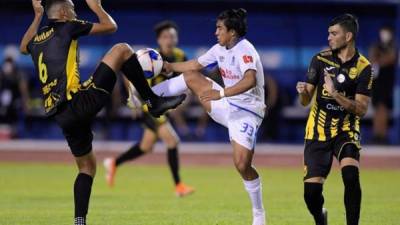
[296,82,308,94]
[162,61,173,75]
[32,0,44,16]
[86,0,102,6]
[199,89,220,102]
[85,0,103,12]
[323,71,336,95]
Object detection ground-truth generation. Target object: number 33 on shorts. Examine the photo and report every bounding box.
[240,122,255,136]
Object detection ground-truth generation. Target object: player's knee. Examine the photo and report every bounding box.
[139,142,154,153]
[166,136,179,148]
[112,43,133,59]
[77,158,97,177]
[341,166,359,186]
[183,70,199,85]
[234,160,250,175]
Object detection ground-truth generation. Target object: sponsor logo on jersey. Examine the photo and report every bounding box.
[321,86,346,99]
[219,68,240,79]
[326,103,345,111]
[34,28,54,43]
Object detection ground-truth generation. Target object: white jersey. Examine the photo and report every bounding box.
[198,39,265,118]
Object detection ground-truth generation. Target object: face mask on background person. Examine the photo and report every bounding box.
[379,29,393,45]
[1,61,14,76]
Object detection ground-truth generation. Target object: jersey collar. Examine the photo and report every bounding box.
[332,48,360,66]
[225,37,245,50]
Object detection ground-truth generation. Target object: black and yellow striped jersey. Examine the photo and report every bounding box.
[146,47,187,87]
[304,49,373,141]
[27,19,93,116]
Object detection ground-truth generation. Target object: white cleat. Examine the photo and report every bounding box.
[252,209,266,225]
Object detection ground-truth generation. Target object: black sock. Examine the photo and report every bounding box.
[121,54,157,102]
[304,182,325,225]
[74,173,93,223]
[167,147,180,185]
[116,143,145,166]
[342,166,361,225]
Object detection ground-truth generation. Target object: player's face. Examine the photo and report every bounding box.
[215,20,231,46]
[157,28,178,51]
[328,24,351,50]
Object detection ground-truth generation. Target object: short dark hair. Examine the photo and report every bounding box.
[154,21,178,38]
[217,8,248,37]
[329,14,359,40]
[44,0,68,13]
[380,25,394,33]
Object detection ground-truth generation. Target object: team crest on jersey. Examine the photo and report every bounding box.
[349,67,358,79]
[243,55,253,64]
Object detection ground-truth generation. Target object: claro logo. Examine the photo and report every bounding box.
[326,103,344,111]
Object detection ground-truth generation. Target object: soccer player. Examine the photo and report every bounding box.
[19,0,185,224]
[151,8,266,225]
[103,21,194,197]
[296,14,373,225]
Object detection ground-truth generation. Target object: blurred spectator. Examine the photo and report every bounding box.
[258,75,282,141]
[0,56,30,138]
[369,26,397,144]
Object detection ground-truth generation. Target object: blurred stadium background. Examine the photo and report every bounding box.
[0,0,399,224]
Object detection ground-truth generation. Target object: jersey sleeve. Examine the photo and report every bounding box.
[198,45,218,67]
[356,64,373,96]
[306,55,320,85]
[67,19,93,39]
[238,48,258,75]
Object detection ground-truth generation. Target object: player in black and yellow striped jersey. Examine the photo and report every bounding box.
[19,1,185,224]
[296,14,373,225]
[103,21,194,197]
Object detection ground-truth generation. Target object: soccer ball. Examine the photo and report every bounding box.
[136,48,163,79]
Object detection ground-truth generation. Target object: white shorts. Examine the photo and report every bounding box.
[207,80,264,150]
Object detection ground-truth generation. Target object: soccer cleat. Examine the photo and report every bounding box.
[103,157,116,187]
[148,94,186,118]
[252,209,266,225]
[175,182,195,197]
[322,208,328,225]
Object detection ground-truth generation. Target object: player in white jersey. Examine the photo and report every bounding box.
[151,8,266,225]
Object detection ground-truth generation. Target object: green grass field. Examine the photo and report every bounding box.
[0,163,399,225]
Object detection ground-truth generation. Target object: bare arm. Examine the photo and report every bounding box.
[324,74,370,117]
[20,0,44,54]
[224,70,256,97]
[199,69,256,102]
[332,93,370,117]
[86,0,117,35]
[164,60,203,73]
[296,82,316,106]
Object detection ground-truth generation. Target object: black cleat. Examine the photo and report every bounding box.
[322,208,328,225]
[147,94,186,117]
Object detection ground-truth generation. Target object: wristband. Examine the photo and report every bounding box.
[219,89,225,98]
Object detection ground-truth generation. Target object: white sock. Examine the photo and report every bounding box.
[152,74,188,96]
[243,177,265,214]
